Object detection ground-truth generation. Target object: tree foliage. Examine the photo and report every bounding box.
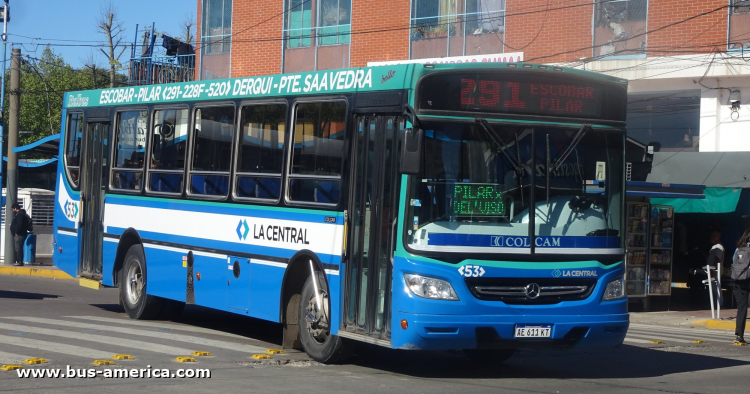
[3,47,110,149]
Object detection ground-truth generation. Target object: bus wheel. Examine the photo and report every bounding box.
[120,244,161,320]
[463,349,516,364]
[298,273,349,363]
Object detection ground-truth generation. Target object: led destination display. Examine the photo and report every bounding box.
[417,71,627,121]
[452,184,507,217]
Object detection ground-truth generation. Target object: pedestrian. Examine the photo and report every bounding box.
[707,231,725,306]
[8,202,31,266]
[731,228,750,345]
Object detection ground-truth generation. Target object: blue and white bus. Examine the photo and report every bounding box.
[54,62,629,363]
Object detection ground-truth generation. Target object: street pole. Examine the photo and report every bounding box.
[3,47,18,265]
[0,0,8,265]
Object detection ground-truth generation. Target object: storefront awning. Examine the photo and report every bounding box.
[651,187,741,214]
[626,181,705,199]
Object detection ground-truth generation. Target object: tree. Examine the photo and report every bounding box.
[80,52,108,89]
[181,13,195,45]
[96,1,127,88]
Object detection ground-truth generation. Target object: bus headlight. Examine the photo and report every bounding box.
[404,274,459,301]
[601,277,626,301]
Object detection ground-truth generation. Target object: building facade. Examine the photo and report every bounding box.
[196,0,750,154]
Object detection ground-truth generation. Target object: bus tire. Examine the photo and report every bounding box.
[463,349,516,364]
[120,244,162,320]
[298,273,349,363]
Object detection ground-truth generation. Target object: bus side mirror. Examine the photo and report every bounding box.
[400,127,423,175]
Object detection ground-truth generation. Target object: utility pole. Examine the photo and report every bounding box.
[3,47,18,265]
[0,0,10,265]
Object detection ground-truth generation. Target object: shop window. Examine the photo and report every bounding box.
[65,112,83,187]
[235,103,287,201]
[593,0,648,58]
[626,91,700,152]
[111,110,148,191]
[288,101,346,204]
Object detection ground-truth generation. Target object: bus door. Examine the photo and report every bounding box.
[344,115,403,341]
[79,121,109,280]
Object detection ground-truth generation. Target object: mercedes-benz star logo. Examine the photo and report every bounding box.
[525,283,541,299]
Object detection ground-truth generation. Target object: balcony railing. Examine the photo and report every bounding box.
[129,54,196,86]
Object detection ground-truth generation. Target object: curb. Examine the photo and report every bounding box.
[0,266,74,280]
[693,319,738,332]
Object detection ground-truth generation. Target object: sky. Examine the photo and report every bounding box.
[6,0,195,68]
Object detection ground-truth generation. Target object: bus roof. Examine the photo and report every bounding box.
[64,63,626,110]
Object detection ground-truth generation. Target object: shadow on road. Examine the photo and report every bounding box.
[0,290,59,300]
[178,305,282,345]
[89,303,283,345]
[345,343,749,379]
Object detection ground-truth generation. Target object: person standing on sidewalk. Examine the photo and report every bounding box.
[731,228,750,345]
[8,202,31,266]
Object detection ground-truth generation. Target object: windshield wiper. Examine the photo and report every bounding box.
[475,118,525,204]
[545,124,590,210]
[475,119,524,175]
[548,124,591,175]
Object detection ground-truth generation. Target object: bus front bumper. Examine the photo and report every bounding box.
[391,312,629,350]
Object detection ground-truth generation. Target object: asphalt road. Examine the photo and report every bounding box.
[0,274,749,394]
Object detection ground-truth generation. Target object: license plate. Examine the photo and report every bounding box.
[514,324,552,338]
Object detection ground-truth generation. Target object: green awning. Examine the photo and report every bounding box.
[651,187,741,214]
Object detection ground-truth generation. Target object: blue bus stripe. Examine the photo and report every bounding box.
[105,196,343,224]
[103,228,342,269]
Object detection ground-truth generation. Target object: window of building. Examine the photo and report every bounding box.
[410,0,505,59]
[283,0,351,73]
[285,0,313,48]
[148,108,190,195]
[189,105,235,198]
[111,110,149,191]
[729,0,750,50]
[288,101,346,204]
[65,112,83,187]
[318,0,351,46]
[200,0,232,79]
[235,103,287,201]
[626,91,700,152]
[593,0,648,58]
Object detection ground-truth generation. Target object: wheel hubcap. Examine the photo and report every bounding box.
[125,262,143,305]
[305,290,329,343]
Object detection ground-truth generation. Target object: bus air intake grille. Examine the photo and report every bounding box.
[465,278,597,304]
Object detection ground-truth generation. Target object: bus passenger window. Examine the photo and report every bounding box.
[65,112,83,187]
[147,108,189,195]
[287,101,346,204]
[111,110,148,191]
[235,103,286,201]
[189,105,235,198]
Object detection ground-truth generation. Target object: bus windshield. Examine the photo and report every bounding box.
[406,120,624,255]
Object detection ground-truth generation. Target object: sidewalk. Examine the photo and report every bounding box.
[631,308,744,332]
[0,258,74,280]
